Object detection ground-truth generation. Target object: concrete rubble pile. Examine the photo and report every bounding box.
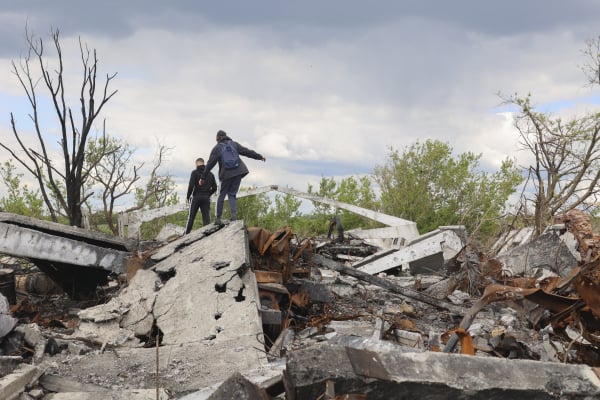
[0,211,599,399]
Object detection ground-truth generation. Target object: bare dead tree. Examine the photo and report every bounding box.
[504,94,600,236]
[126,144,177,212]
[0,27,117,227]
[86,135,143,234]
[581,35,600,86]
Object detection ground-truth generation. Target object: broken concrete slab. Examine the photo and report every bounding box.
[118,269,161,336]
[0,292,17,339]
[150,223,221,264]
[153,221,264,347]
[118,203,188,240]
[492,226,535,255]
[41,221,268,394]
[204,372,269,400]
[284,344,600,400]
[0,213,134,296]
[180,360,287,400]
[355,226,466,276]
[74,268,161,343]
[0,222,130,273]
[72,320,140,348]
[0,363,44,400]
[39,374,110,393]
[45,389,169,399]
[155,223,185,242]
[0,212,135,252]
[497,226,580,277]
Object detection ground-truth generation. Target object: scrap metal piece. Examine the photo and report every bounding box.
[248,227,294,282]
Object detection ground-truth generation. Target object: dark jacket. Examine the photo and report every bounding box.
[203,135,264,181]
[187,165,217,199]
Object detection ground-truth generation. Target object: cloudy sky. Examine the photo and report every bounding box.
[1,1,600,207]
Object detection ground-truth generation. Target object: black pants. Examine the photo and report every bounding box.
[185,195,211,234]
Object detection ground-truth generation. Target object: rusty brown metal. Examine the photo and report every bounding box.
[255,270,284,284]
[574,274,600,319]
[455,328,475,355]
[291,291,310,308]
[248,226,296,282]
[247,227,273,256]
[15,273,63,296]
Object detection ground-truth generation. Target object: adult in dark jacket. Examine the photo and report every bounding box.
[200,130,266,225]
[185,157,217,234]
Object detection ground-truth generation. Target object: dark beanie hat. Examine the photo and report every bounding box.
[217,130,227,138]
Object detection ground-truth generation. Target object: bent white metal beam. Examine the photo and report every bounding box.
[239,185,419,239]
[119,184,420,241]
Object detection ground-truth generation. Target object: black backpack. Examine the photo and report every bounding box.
[220,140,240,169]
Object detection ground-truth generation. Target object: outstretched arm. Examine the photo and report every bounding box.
[236,142,265,161]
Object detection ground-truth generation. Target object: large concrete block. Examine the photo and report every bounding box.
[153,222,263,346]
[284,344,600,400]
[46,389,169,399]
[206,372,269,400]
[0,364,43,400]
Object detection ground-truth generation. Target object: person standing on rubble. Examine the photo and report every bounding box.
[199,130,266,225]
[327,214,344,242]
[185,158,217,234]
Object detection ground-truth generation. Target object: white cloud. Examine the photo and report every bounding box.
[1,3,600,206]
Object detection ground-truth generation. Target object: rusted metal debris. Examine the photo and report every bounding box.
[247,210,600,369]
[248,226,317,348]
[441,212,600,365]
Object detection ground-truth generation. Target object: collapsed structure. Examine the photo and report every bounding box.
[0,190,600,399]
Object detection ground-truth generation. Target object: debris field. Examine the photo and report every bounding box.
[0,209,600,399]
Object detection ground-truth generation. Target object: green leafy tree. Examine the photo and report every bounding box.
[374,140,522,239]
[237,187,272,227]
[307,176,378,235]
[0,160,45,218]
[262,193,302,231]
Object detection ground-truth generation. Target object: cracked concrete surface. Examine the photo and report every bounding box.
[45,221,268,394]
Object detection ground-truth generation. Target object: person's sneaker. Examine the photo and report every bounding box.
[214,218,222,226]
